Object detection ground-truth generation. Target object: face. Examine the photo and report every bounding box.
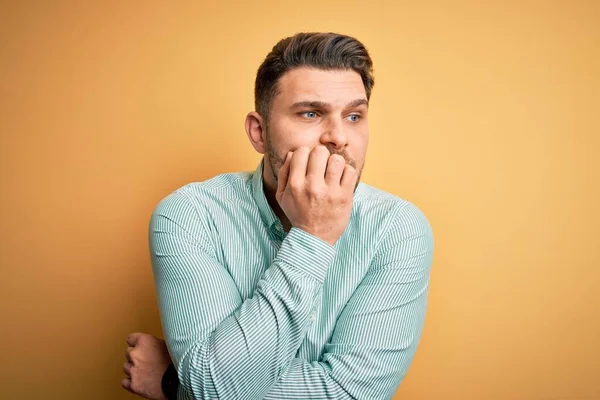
[247,67,369,192]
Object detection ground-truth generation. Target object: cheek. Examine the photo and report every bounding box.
[270,120,317,150]
[356,127,369,148]
[272,117,369,155]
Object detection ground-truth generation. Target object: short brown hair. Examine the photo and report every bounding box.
[254,32,375,126]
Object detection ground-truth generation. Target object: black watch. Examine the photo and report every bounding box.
[161,363,179,400]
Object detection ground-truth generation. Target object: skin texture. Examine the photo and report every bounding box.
[122,333,170,400]
[245,67,369,234]
[122,66,370,399]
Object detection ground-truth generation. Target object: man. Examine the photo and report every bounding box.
[122,32,434,400]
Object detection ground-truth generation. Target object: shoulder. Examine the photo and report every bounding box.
[353,182,434,258]
[150,171,252,233]
[354,182,433,236]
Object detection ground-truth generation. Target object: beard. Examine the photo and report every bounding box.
[264,129,363,192]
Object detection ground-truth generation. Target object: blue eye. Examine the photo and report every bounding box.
[348,114,360,122]
[302,112,318,119]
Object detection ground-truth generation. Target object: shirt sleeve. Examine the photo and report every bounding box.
[149,190,336,400]
[262,201,434,400]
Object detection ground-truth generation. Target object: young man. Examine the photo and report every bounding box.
[122,32,434,400]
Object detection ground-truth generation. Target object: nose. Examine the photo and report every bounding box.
[320,116,348,150]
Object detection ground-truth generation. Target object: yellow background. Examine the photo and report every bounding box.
[1,1,598,399]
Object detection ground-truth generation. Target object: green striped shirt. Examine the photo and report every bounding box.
[149,159,434,400]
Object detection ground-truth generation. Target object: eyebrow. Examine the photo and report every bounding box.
[290,98,369,110]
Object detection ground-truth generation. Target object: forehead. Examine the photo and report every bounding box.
[275,67,366,105]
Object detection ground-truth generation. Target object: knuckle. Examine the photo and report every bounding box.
[288,176,301,187]
[128,348,137,361]
[130,379,141,393]
[140,333,152,343]
[289,180,302,194]
[306,180,323,194]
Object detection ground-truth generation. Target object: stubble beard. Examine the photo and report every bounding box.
[264,129,363,192]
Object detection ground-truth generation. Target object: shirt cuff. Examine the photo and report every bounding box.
[275,227,337,283]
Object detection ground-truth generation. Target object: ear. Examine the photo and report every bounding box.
[245,112,267,154]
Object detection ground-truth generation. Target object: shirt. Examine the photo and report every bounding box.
[149,158,434,400]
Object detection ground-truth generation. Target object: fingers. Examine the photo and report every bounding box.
[123,361,133,377]
[277,151,292,195]
[126,333,141,347]
[288,146,310,188]
[125,347,133,363]
[121,377,134,394]
[279,146,355,190]
[306,145,330,179]
[340,163,358,190]
[325,154,346,186]
[122,334,139,395]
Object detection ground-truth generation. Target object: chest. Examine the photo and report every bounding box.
[219,226,375,362]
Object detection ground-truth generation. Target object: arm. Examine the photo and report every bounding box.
[150,190,335,400]
[263,202,434,400]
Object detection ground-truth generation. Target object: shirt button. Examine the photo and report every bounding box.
[311,313,316,321]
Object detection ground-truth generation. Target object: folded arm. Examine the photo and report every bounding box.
[150,191,335,399]
[263,202,434,399]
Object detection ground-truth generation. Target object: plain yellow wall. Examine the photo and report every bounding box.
[1,1,598,399]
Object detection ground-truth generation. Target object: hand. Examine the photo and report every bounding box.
[275,145,358,246]
[122,333,171,400]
